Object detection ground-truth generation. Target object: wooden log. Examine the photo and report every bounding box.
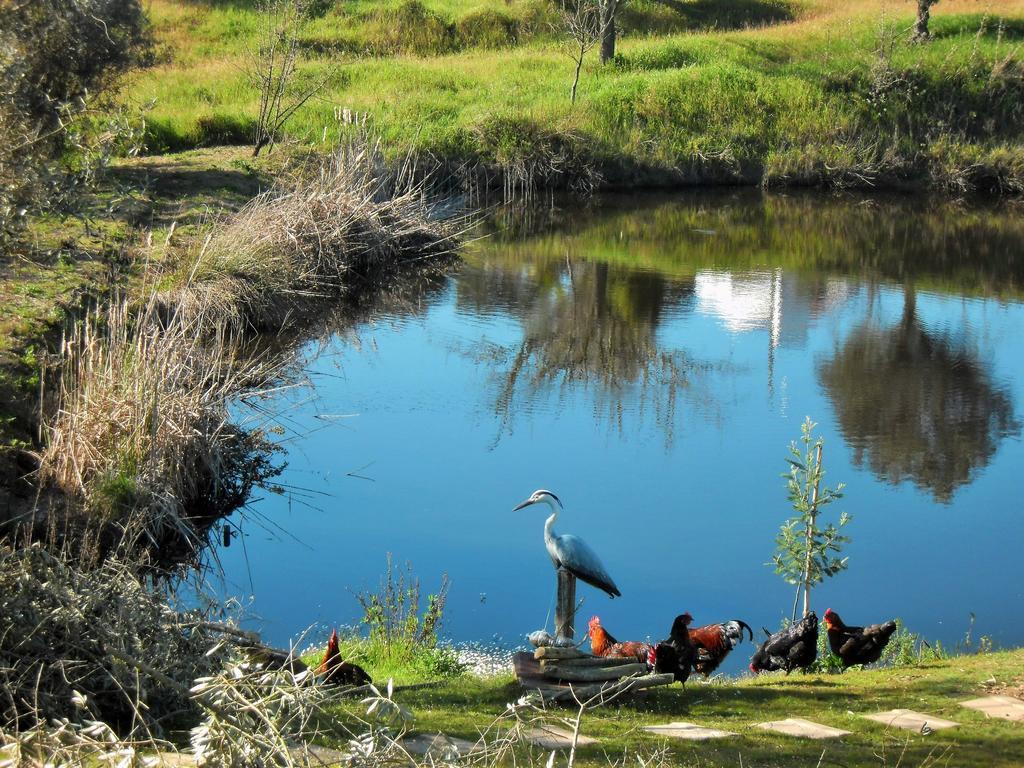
[539,673,675,704]
[555,568,576,641]
[543,663,648,682]
[540,656,640,668]
[534,646,585,661]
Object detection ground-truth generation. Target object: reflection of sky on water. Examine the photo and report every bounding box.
[221,194,1024,674]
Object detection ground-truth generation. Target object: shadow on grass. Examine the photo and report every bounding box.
[623,0,794,36]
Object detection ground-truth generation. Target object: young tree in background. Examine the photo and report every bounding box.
[560,0,602,103]
[247,0,324,156]
[772,417,851,621]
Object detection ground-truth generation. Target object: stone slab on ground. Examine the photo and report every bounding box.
[642,722,737,741]
[960,695,1024,722]
[150,753,197,767]
[401,733,479,758]
[289,744,350,766]
[756,718,852,739]
[862,709,959,733]
[526,725,599,749]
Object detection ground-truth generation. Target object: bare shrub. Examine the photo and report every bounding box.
[0,543,225,735]
[248,0,326,157]
[559,0,603,104]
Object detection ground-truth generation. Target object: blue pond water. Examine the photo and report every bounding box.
[221,191,1024,674]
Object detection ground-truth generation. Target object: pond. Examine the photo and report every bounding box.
[221,190,1024,674]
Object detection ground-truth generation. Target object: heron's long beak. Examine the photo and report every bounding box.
[512,498,535,511]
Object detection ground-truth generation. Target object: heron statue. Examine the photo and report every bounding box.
[513,489,621,598]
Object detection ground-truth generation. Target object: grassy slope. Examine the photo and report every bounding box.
[323,648,1024,767]
[135,0,1024,189]
[0,148,266,456]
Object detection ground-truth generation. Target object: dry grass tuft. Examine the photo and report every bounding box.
[37,294,283,565]
[171,138,467,331]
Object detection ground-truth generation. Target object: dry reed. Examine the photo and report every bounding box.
[37,293,283,564]
[171,138,466,331]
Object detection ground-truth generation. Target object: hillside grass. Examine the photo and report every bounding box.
[318,647,1024,768]
[134,0,1024,192]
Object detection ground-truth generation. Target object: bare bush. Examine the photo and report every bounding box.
[247,0,326,157]
[559,0,603,104]
[0,543,225,735]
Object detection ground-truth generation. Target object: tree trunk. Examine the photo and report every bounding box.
[912,0,932,41]
[570,42,585,103]
[599,0,617,64]
[801,443,823,618]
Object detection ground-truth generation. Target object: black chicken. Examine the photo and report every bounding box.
[824,608,897,667]
[652,612,696,685]
[749,612,818,674]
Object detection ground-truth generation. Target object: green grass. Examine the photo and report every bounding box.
[302,634,467,687]
[318,648,1024,767]
[132,0,1024,191]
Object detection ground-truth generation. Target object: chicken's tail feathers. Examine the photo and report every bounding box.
[737,620,754,642]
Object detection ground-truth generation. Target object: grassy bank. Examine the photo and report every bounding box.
[133,0,1024,193]
[319,647,1024,767]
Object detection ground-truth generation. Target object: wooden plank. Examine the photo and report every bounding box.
[541,656,640,668]
[538,673,674,704]
[543,663,648,682]
[556,568,577,640]
[534,646,586,661]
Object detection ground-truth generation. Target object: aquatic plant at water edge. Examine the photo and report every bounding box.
[350,554,464,679]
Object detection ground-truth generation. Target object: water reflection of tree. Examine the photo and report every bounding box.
[818,286,1020,503]
[457,258,723,444]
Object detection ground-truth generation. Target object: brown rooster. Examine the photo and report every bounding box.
[317,628,372,686]
[688,619,753,675]
[586,616,652,663]
[824,608,897,668]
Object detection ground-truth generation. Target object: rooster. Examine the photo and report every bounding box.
[652,613,695,685]
[688,619,754,675]
[586,616,652,663]
[749,612,818,674]
[317,628,372,686]
[823,608,897,668]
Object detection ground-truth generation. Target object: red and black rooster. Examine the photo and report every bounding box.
[652,613,696,685]
[317,628,372,686]
[749,612,818,674]
[823,608,897,668]
[587,616,652,663]
[689,619,754,675]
